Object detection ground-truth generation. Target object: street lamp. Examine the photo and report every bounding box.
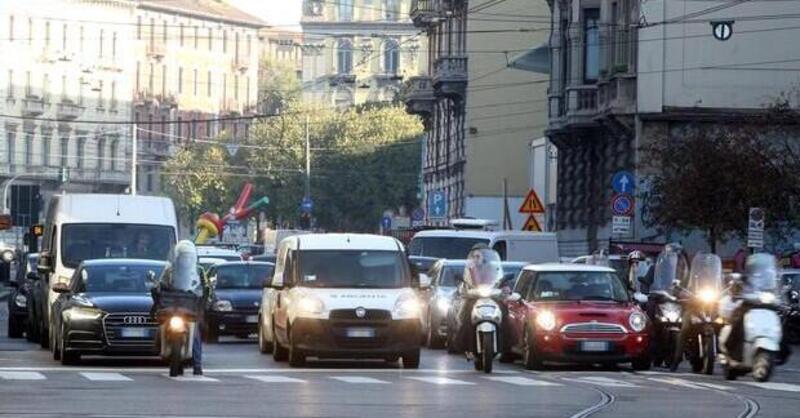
[1,173,24,215]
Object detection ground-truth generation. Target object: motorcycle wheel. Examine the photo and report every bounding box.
[481,332,494,374]
[169,340,182,377]
[522,327,543,370]
[752,351,774,382]
[702,334,716,375]
[724,363,738,381]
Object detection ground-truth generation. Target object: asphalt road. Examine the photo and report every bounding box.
[1,303,800,418]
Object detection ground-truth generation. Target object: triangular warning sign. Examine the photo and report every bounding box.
[519,189,545,214]
[522,215,542,232]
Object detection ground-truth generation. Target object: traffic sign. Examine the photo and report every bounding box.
[519,189,545,214]
[612,171,635,194]
[225,143,240,157]
[712,21,733,41]
[381,215,392,231]
[611,194,634,216]
[747,207,765,249]
[522,215,542,232]
[300,197,313,213]
[612,216,632,236]
[428,191,447,219]
[411,208,424,222]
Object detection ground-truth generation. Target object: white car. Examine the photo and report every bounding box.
[196,246,242,262]
[259,233,424,367]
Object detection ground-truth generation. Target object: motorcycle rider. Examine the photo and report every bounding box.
[454,244,505,355]
[151,240,211,376]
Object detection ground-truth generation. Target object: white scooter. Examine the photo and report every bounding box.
[468,286,504,374]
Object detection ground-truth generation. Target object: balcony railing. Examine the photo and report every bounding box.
[146,42,166,59]
[597,75,637,115]
[21,96,45,116]
[433,56,467,99]
[402,76,435,117]
[233,55,251,72]
[56,99,84,120]
[410,0,442,28]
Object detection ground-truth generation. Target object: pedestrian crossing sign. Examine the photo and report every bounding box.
[519,189,545,214]
[522,215,542,232]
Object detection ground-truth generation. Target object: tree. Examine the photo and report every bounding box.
[640,117,800,252]
[258,58,302,115]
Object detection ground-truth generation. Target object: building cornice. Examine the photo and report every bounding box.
[301,20,417,35]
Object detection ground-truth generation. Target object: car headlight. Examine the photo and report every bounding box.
[393,294,421,319]
[536,310,556,331]
[72,295,95,308]
[14,294,27,308]
[759,292,777,304]
[629,312,647,332]
[213,300,233,312]
[698,288,718,304]
[67,307,102,321]
[660,302,681,323]
[296,296,325,318]
[1,249,14,263]
[169,316,186,332]
[436,298,451,314]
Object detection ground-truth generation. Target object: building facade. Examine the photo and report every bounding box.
[301,0,424,107]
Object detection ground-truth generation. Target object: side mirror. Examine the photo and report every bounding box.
[26,272,39,281]
[37,251,53,274]
[419,273,432,289]
[633,292,648,304]
[145,271,158,290]
[52,282,70,294]
[508,292,522,303]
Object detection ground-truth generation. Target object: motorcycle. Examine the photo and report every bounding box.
[719,255,783,382]
[156,303,197,377]
[674,253,723,375]
[781,285,800,344]
[466,286,504,373]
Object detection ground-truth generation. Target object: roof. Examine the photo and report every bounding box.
[213,261,275,267]
[502,261,529,267]
[197,247,240,256]
[292,234,402,252]
[52,194,177,226]
[413,229,557,240]
[81,258,167,266]
[137,0,266,28]
[522,263,616,273]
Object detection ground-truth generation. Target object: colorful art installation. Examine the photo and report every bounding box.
[193,182,270,244]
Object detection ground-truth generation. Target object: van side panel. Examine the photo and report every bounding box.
[504,238,560,263]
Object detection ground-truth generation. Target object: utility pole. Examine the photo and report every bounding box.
[304,115,310,199]
[131,123,137,195]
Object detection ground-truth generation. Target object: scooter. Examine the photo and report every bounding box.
[157,306,196,377]
[719,298,783,382]
[649,291,682,368]
[467,287,504,374]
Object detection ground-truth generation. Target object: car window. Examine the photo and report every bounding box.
[439,265,464,287]
[75,264,166,293]
[531,271,629,302]
[215,264,274,289]
[297,250,409,288]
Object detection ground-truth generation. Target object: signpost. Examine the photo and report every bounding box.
[519,189,546,232]
[522,215,542,232]
[611,194,634,217]
[612,216,632,236]
[428,191,447,219]
[381,215,392,232]
[611,171,635,238]
[747,207,765,249]
[612,171,635,194]
[711,21,734,41]
[411,208,424,228]
[300,197,313,214]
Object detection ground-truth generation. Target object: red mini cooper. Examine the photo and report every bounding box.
[503,264,650,370]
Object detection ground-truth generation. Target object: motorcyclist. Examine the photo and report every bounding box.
[627,250,650,301]
[151,240,211,375]
[454,244,505,355]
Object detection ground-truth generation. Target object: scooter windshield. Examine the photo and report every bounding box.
[746,253,778,292]
[464,248,504,287]
[165,241,201,293]
[687,253,723,292]
[652,248,688,292]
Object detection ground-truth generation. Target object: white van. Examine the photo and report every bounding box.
[263,233,423,368]
[37,194,178,349]
[261,228,310,254]
[408,229,559,263]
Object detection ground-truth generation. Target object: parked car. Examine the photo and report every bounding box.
[250,254,277,264]
[199,257,227,273]
[499,261,528,290]
[502,264,651,370]
[50,259,167,365]
[196,246,243,262]
[205,261,275,342]
[423,259,466,349]
[408,226,559,263]
[7,253,38,338]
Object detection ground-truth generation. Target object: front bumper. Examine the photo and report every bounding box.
[534,331,650,363]
[208,310,259,335]
[63,317,159,356]
[291,317,421,358]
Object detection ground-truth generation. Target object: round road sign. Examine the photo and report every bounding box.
[612,194,634,216]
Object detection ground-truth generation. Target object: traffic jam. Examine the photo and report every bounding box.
[3,192,796,385]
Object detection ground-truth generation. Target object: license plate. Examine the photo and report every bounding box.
[121,328,150,338]
[580,341,610,352]
[245,315,258,323]
[346,328,375,338]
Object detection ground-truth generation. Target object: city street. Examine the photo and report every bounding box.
[1,303,799,418]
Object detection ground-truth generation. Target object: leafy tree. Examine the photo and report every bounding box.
[258,58,302,115]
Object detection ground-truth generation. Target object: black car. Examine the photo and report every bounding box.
[205,261,274,342]
[29,256,51,347]
[250,254,277,264]
[50,259,167,365]
[7,253,38,339]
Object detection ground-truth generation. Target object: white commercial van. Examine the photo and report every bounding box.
[263,233,423,368]
[408,229,559,263]
[36,194,179,350]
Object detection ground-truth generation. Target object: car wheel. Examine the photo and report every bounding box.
[51,325,61,361]
[272,322,288,362]
[258,318,273,354]
[427,313,445,349]
[403,349,420,369]
[60,324,80,366]
[288,332,305,368]
[26,316,38,342]
[7,315,22,338]
[522,327,542,370]
[632,356,651,371]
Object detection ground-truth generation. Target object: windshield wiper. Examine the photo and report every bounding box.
[580,296,625,303]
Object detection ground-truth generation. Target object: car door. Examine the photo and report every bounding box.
[506,271,533,351]
[52,268,79,348]
[272,249,295,344]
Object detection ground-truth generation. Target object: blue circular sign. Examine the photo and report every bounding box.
[411,208,424,222]
[612,194,634,216]
[381,215,392,230]
[612,171,635,194]
[300,197,313,213]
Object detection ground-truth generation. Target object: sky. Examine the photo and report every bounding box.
[228,0,302,31]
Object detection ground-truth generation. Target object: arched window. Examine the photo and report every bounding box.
[109,139,118,171]
[96,136,106,170]
[337,39,353,74]
[338,0,353,22]
[383,39,399,74]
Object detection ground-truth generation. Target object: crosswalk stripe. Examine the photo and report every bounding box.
[564,376,638,388]
[0,371,46,380]
[647,377,732,391]
[330,376,390,384]
[80,372,132,382]
[485,376,562,386]
[166,375,219,382]
[739,382,800,392]
[407,376,474,385]
[245,375,307,383]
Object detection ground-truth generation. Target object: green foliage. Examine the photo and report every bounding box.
[258,58,302,115]
[162,143,235,222]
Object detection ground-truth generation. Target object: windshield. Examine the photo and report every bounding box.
[215,264,274,289]
[464,248,504,287]
[687,253,723,291]
[501,265,524,285]
[408,237,490,259]
[439,264,465,287]
[75,263,165,293]
[61,223,175,268]
[298,250,409,288]
[746,253,778,292]
[653,247,689,291]
[531,271,629,302]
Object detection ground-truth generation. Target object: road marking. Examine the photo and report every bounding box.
[80,372,133,382]
[245,375,307,383]
[0,366,517,374]
[648,377,732,391]
[166,375,219,382]
[0,371,46,380]
[484,376,562,386]
[739,382,800,392]
[330,376,390,384]
[407,376,474,385]
[564,376,638,388]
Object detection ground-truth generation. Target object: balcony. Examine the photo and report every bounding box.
[329,73,357,86]
[565,85,598,125]
[232,55,251,72]
[402,76,435,118]
[146,42,166,59]
[410,0,442,28]
[221,98,241,115]
[56,99,84,120]
[433,56,467,100]
[21,96,45,116]
[597,74,637,116]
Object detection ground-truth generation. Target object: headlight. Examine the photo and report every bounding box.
[698,288,718,304]
[436,298,451,314]
[72,295,95,308]
[296,296,325,317]
[393,294,421,319]
[169,316,185,332]
[660,302,681,323]
[67,307,102,321]
[213,300,233,312]
[759,292,776,304]
[536,311,556,331]
[14,294,27,308]
[477,286,493,298]
[629,312,647,332]
[1,249,14,263]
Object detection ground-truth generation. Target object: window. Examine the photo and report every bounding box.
[338,0,354,22]
[79,26,84,52]
[179,24,184,46]
[76,137,85,169]
[149,18,155,45]
[383,39,399,74]
[44,21,50,46]
[222,73,227,101]
[234,75,239,100]
[208,28,213,51]
[61,75,66,100]
[235,32,240,61]
[60,135,68,167]
[8,15,13,42]
[148,63,154,93]
[247,34,252,56]
[193,69,198,95]
[207,70,212,97]
[205,120,211,137]
[222,30,227,53]
[177,117,182,137]
[146,169,153,192]
[42,74,49,102]
[337,39,353,74]
[24,71,31,97]
[24,132,33,166]
[178,67,183,93]
[384,0,400,21]
[27,18,32,46]
[109,139,118,170]
[135,61,140,91]
[42,129,50,166]
[96,137,105,169]
[136,16,141,39]
[61,24,67,50]
[60,224,174,268]
[194,26,198,48]
[161,64,167,96]
[6,70,12,98]
[98,29,104,57]
[6,131,15,165]
[162,21,167,42]
[110,81,117,110]
[583,8,600,83]
[112,32,117,59]
[297,250,410,288]
[531,271,629,302]
[246,76,250,107]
